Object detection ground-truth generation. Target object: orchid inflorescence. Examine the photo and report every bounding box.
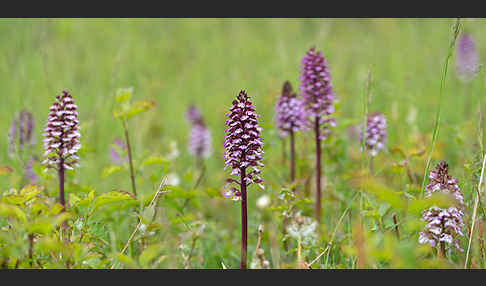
[8,110,35,158]
[359,112,387,157]
[456,33,480,82]
[223,90,264,200]
[299,47,337,139]
[42,90,81,171]
[419,161,465,251]
[186,104,212,160]
[274,81,306,137]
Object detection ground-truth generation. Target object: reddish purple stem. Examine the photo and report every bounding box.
[240,166,248,269]
[315,115,322,225]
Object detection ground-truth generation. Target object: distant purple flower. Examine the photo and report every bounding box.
[110,137,128,164]
[223,90,264,200]
[186,105,212,160]
[8,110,35,158]
[189,123,212,159]
[359,112,387,157]
[456,34,479,82]
[185,104,203,126]
[42,90,81,171]
[299,47,337,139]
[274,81,306,137]
[419,161,465,251]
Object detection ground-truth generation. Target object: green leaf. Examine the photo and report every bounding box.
[139,243,163,267]
[0,203,27,222]
[101,166,123,179]
[116,88,133,103]
[142,155,169,166]
[93,190,137,212]
[114,253,138,269]
[113,100,156,119]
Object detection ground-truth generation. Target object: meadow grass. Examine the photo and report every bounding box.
[1,18,486,268]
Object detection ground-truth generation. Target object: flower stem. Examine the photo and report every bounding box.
[290,130,296,186]
[122,118,137,198]
[314,115,322,225]
[240,166,248,269]
[283,130,297,250]
[440,241,447,258]
[58,158,65,211]
[28,233,34,267]
[392,214,400,240]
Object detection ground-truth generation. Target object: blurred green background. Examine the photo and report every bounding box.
[1,18,485,268]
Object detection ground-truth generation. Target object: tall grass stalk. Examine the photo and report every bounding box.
[359,68,372,214]
[122,118,137,198]
[420,19,461,197]
[464,154,486,268]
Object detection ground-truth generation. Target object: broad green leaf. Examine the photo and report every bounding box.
[27,220,53,235]
[20,184,41,200]
[142,155,169,166]
[101,166,123,179]
[113,100,156,119]
[114,253,138,269]
[93,190,137,212]
[139,243,163,267]
[0,203,27,222]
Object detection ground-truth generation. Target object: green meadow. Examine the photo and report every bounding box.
[0,18,485,269]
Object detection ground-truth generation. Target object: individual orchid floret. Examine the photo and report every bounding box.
[42,90,81,171]
[418,161,465,252]
[299,47,337,140]
[456,33,479,82]
[223,90,264,200]
[274,81,306,137]
[359,112,387,157]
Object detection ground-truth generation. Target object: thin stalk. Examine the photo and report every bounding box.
[111,177,167,269]
[314,115,322,225]
[58,158,65,211]
[392,214,400,240]
[464,154,486,268]
[282,137,287,166]
[420,19,461,197]
[360,68,372,215]
[240,166,248,269]
[290,130,296,186]
[28,233,34,267]
[180,163,206,214]
[122,118,137,198]
[440,241,446,258]
[282,130,297,250]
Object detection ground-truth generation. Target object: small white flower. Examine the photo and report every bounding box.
[166,173,180,186]
[256,195,270,210]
